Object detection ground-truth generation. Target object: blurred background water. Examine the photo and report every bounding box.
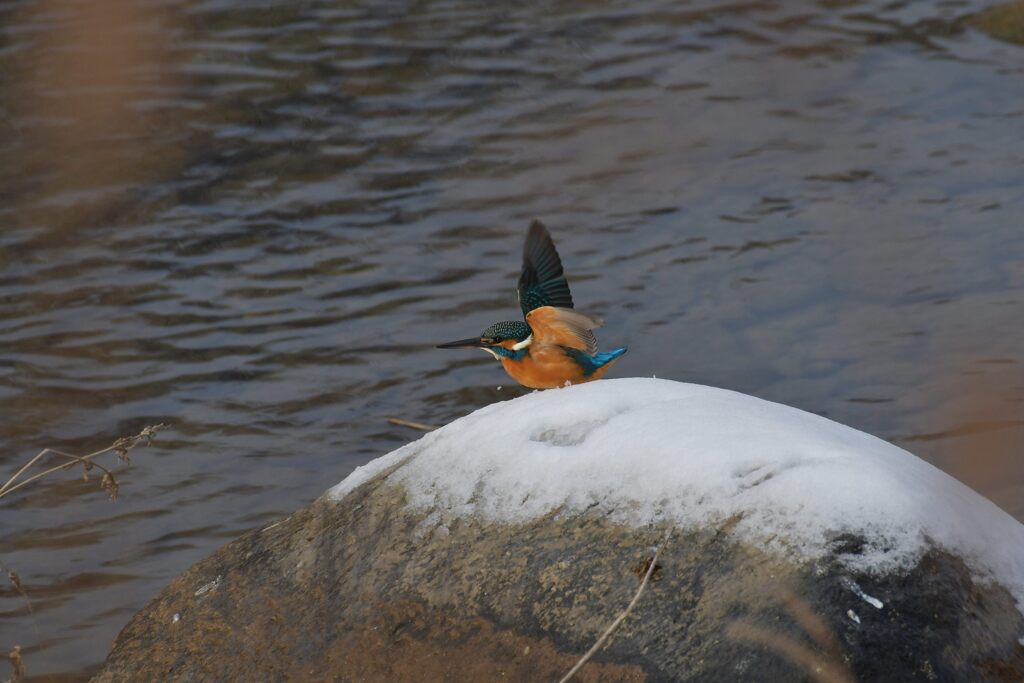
[0,0,1022,679]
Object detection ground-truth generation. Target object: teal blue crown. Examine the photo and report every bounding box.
[481,320,531,342]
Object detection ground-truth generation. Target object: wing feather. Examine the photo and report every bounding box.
[525,306,601,354]
[518,220,574,315]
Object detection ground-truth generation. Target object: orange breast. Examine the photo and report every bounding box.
[499,345,618,389]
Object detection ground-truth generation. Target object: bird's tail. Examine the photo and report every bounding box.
[565,346,627,376]
[593,347,627,368]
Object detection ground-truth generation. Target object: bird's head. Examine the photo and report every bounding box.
[437,320,532,359]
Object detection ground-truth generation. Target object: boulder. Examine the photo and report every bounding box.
[972,1,1024,46]
[93,379,1024,682]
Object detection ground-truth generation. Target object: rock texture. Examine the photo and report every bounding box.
[972,1,1024,45]
[94,461,1024,682]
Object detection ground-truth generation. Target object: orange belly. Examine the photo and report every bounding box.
[500,345,619,389]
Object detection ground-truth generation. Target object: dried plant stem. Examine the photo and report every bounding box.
[726,587,854,683]
[386,417,438,432]
[6,645,25,683]
[1,425,167,683]
[3,451,50,496]
[1,565,33,683]
[0,424,168,501]
[0,560,32,616]
[558,531,670,683]
[1,563,37,683]
[0,449,116,499]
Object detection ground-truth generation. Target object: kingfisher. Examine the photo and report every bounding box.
[437,220,627,389]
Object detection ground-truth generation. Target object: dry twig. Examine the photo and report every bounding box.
[1,425,168,681]
[386,417,438,432]
[726,587,854,683]
[0,561,31,617]
[558,530,671,683]
[5,645,25,683]
[0,424,168,501]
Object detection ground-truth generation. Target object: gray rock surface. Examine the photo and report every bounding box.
[94,457,1024,682]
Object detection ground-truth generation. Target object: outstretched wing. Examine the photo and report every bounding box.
[518,220,574,316]
[525,306,601,354]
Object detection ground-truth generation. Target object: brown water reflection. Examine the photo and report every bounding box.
[1,0,1023,679]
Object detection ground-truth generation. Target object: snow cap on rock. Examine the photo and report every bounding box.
[330,378,1024,614]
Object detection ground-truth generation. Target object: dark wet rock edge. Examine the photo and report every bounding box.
[94,471,1024,682]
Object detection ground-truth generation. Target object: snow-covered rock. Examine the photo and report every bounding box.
[95,379,1024,682]
[332,378,1024,611]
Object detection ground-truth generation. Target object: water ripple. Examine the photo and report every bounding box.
[1,0,1023,679]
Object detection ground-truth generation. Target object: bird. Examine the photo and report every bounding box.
[437,220,627,389]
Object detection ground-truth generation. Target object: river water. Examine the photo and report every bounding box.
[1,0,1022,679]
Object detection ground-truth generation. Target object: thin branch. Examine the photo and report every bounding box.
[0,561,32,617]
[6,645,25,683]
[0,424,168,501]
[726,586,854,683]
[780,590,847,664]
[726,621,853,683]
[386,417,438,432]
[559,530,670,683]
[1,425,168,683]
[1,451,51,497]
[0,449,116,499]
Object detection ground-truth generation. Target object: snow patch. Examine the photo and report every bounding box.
[843,577,884,609]
[329,378,1024,612]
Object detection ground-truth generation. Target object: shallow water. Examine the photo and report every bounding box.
[1,0,1022,679]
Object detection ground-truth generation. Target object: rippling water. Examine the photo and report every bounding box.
[1,0,1023,678]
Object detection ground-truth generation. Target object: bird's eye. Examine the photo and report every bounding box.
[493,336,503,342]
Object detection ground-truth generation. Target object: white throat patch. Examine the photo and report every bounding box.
[481,347,501,360]
[511,334,533,351]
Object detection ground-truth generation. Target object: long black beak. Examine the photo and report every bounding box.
[436,337,485,349]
